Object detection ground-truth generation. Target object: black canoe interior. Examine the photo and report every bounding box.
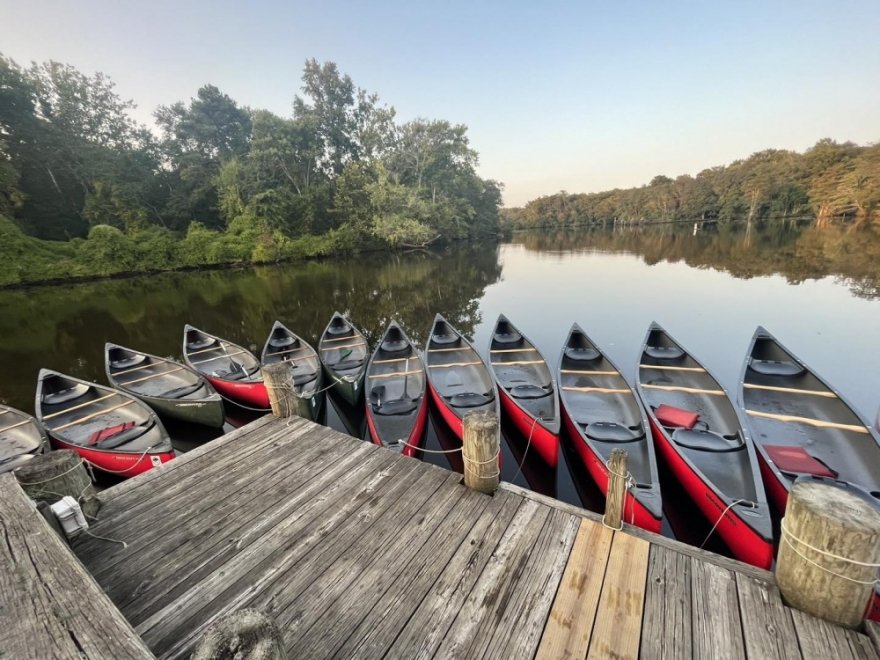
[185,328,261,382]
[0,405,44,471]
[638,327,759,503]
[261,323,322,396]
[367,324,426,443]
[320,314,368,380]
[38,372,169,452]
[426,317,496,416]
[108,346,208,400]
[490,317,559,429]
[559,327,655,489]
[743,334,880,494]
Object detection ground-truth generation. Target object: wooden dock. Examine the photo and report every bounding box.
[4,414,879,659]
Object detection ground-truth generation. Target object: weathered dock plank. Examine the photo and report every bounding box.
[640,544,693,660]
[736,573,802,660]
[791,609,880,660]
[0,473,153,660]
[587,531,650,660]
[691,559,746,660]
[535,518,614,660]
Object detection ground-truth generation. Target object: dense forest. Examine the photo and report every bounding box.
[502,141,879,229]
[0,55,502,286]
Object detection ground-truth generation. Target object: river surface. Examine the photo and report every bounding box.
[3,221,879,554]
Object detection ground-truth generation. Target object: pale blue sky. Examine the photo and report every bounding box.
[2,0,878,205]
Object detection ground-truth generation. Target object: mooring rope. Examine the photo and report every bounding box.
[699,498,756,549]
[779,516,880,584]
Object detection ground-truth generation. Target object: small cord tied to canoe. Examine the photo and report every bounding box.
[396,440,462,454]
[602,459,636,531]
[700,498,757,549]
[780,517,880,585]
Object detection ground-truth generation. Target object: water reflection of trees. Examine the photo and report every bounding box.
[510,222,880,300]
[0,245,502,411]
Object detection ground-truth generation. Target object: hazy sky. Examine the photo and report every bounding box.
[2,0,878,205]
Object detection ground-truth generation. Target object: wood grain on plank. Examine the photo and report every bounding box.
[535,517,614,660]
[0,474,153,660]
[791,609,879,660]
[736,573,801,660]
[587,531,650,660]
[639,544,692,659]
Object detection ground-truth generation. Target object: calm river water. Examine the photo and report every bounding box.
[3,221,879,552]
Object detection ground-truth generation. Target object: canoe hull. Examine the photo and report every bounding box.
[649,416,773,569]
[325,370,364,407]
[498,386,559,467]
[562,405,662,533]
[367,397,429,457]
[206,376,270,410]
[141,394,226,428]
[50,435,174,477]
[427,380,465,439]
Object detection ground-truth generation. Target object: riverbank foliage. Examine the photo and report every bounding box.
[502,141,880,229]
[0,55,502,286]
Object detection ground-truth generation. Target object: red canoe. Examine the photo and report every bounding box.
[558,323,662,533]
[636,322,773,569]
[183,325,270,410]
[424,314,499,440]
[488,315,560,468]
[35,369,174,477]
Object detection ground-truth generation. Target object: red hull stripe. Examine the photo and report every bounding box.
[498,387,559,467]
[51,438,174,478]
[207,376,270,409]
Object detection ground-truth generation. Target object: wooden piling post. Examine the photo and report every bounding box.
[262,361,299,419]
[462,411,499,494]
[14,448,100,519]
[775,478,880,628]
[190,608,285,660]
[603,448,628,530]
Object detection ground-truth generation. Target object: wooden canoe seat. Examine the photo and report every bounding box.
[645,346,684,360]
[748,359,805,377]
[564,347,601,362]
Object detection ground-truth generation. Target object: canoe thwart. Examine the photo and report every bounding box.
[42,392,117,420]
[189,349,250,366]
[369,369,423,380]
[491,360,545,366]
[742,383,836,398]
[49,400,138,432]
[639,364,706,372]
[560,369,622,376]
[745,409,869,434]
[562,386,631,394]
[641,384,725,395]
[119,366,187,387]
[429,361,484,369]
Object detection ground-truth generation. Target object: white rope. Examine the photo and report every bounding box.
[83,529,128,548]
[216,391,271,412]
[15,459,86,486]
[509,416,538,485]
[80,444,162,475]
[700,498,756,549]
[396,439,462,455]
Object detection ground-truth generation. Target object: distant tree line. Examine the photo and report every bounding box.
[501,141,879,230]
[0,55,502,285]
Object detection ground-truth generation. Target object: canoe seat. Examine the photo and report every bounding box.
[645,346,685,360]
[326,320,351,336]
[494,330,523,345]
[672,428,744,452]
[509,384,551,399]
[213,361,246,381]
[92,421,154,450]
[187,337,216,351]
[292,370,319,387]
[372,398,418,416]
[42,384,90,406]
[585,422,644,443]
[446,391,495,408]
[111,354,147,369]
[332,358,365,371]
[564,347,601,362]
[380,339,409,354]
[269,336,298,349]
[160,382,205,399]
[749,359,805,377]
[432,332,459,346]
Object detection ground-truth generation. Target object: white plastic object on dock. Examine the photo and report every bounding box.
[49,495,89,539]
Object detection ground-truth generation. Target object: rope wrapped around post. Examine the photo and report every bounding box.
[262,361,301,419]
[462,410,500,494]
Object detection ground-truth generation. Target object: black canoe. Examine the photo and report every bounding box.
[738,326,880,511]
[365,321,428,455]
[635,323,773,568]
[319,312,369,406]
[35,369,173,477]
[488,315,560,467]
[183,325,270,410]
[260,321,325,421]
[105,343,225,428]
[424,314,498,439]
[557,323,662,532]
[0,404,47,474]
